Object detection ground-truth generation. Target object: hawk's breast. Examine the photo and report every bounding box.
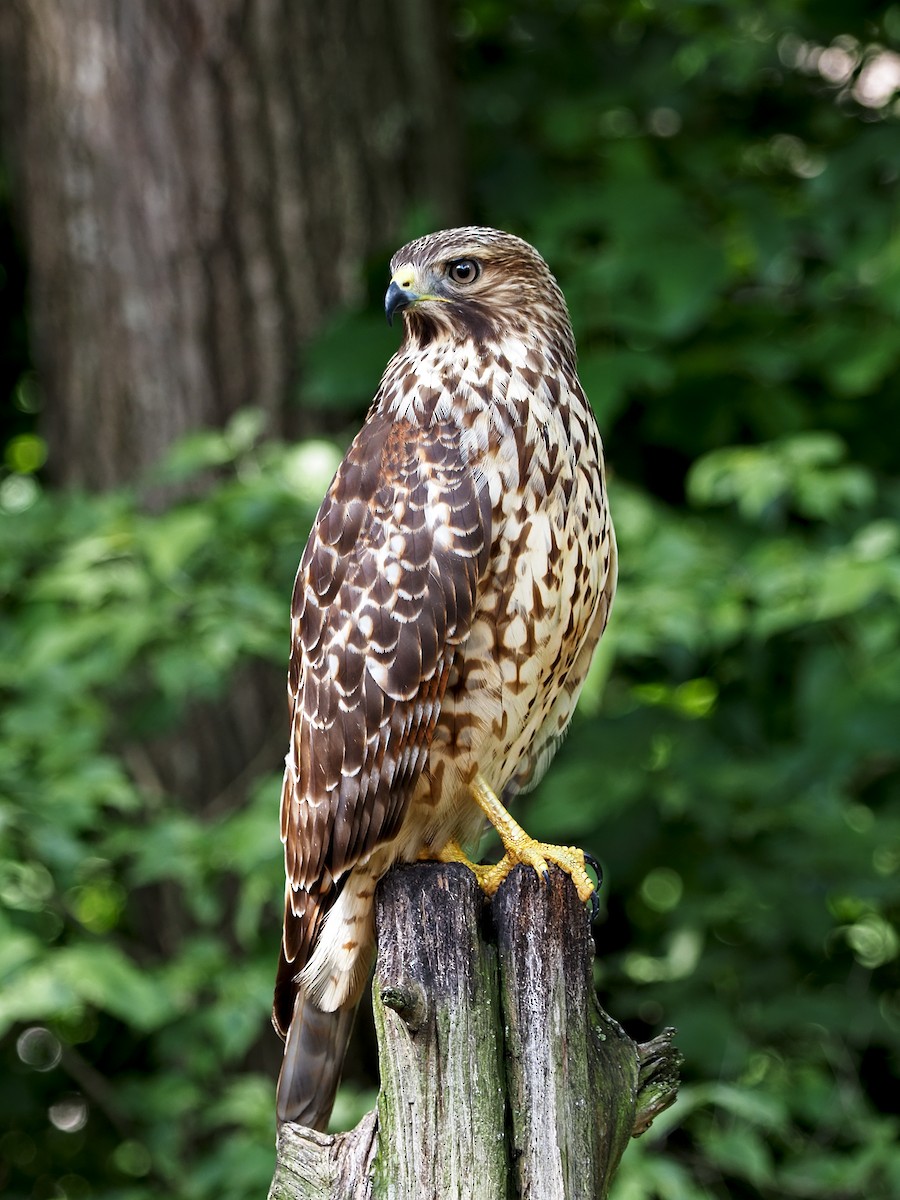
[415,346,614,826]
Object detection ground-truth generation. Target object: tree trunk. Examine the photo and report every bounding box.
[0,0,461,489]
[0,0,464,1019]
[269,864,681,1200]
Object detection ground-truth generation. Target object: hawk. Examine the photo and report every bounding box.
[274,227,617,1128]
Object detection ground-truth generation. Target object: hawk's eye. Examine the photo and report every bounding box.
[446,258,480,285]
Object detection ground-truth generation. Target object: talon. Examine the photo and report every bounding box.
[463,774,598,907]
[583,851,603,889]
[583,851,603,919]
[585,854,607,916]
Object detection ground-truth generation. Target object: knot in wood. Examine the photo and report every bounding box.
[380,981,428,1030]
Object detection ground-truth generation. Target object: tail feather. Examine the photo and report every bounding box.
[276,987,359,1129]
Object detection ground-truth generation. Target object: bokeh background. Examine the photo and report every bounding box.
[2,2,899,1197]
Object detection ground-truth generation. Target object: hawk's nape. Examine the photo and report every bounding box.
[274,227,616,1130]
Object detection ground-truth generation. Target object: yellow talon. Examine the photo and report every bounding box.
[467,774,596,905]
[478,844,595,904]
[420,777,597,906]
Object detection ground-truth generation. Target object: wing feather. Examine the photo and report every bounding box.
[278,406,491,987]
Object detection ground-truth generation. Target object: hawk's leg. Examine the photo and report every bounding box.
[467,774,596,904]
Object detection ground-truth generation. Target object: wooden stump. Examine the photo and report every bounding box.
[269,863,680,1200]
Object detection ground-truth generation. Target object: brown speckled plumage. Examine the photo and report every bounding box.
[274,227,617,1128]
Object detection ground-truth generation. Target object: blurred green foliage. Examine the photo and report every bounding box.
[3,1,900,1197]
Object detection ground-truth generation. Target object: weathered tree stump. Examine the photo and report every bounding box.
[269,863,680,1200]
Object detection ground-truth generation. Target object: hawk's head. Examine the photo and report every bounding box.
[385,226,574,356]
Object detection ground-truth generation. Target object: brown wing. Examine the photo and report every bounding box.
[274,407,491,1035]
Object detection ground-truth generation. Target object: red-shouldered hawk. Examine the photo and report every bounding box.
[273,227,617,1129]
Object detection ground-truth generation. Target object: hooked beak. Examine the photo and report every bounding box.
[385,279,417,326]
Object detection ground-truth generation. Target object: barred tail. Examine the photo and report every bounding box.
[276,987,358,1129]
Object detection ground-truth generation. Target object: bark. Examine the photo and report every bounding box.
[0,0,461,488]
[269,864,681,1200]
[0,0,464,1029]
